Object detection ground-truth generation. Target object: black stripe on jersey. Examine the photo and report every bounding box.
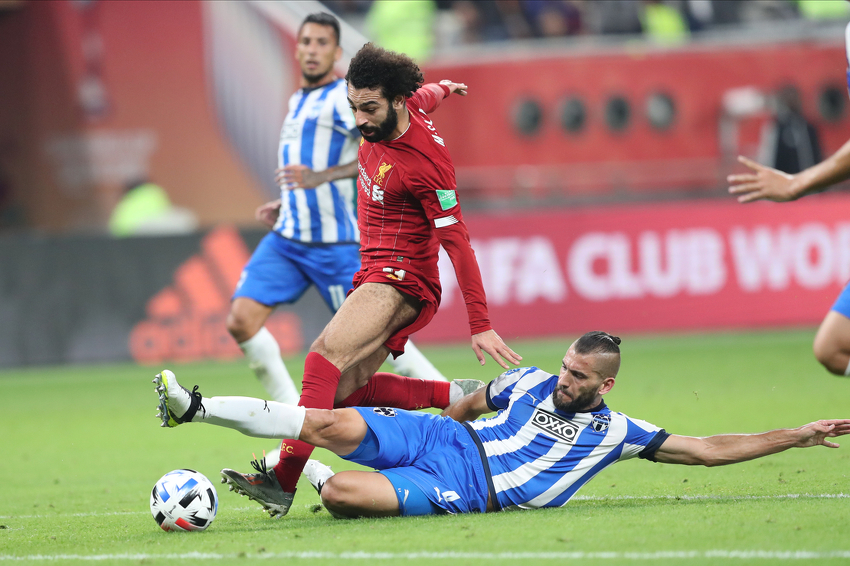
[638,429,670,462]
[485,382,499,412]
[461,422,501,512]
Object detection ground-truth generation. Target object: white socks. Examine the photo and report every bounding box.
[239,327,300,404]
[390,341,447,381]
[844,357,850,376]
[198,396,306,440]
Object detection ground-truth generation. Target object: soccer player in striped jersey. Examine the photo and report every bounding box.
[227,13,448,405]
[154,331,850,517]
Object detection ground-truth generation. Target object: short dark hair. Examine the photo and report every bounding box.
[345,43,424,102]
[574,331,621,356]
[300,12,340,45]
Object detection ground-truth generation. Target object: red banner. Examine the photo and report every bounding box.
[417,195,850,342]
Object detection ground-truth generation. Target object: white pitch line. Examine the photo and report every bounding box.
[571,492,850,502]
[1,493,846,520]
[0,506,259,520]
[2,551,850,561]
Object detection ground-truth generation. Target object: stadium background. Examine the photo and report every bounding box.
[1,0,850,368]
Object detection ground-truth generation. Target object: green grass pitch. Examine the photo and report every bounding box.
[2,328,850,565]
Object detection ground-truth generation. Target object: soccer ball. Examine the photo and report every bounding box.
[150,469,218,531]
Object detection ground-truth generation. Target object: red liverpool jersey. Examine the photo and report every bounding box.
[355,83,490,335]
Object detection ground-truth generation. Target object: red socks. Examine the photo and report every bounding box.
[272,352,340,492]
[335,372,450,410]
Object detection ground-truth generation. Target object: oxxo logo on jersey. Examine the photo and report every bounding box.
[531,407,580,443]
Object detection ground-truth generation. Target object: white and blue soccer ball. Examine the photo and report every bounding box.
[150,469,218,532]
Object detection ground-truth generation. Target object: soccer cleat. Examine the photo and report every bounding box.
[153,370,205,428]
[449,379,486,404]
[303,459,335,495]
[220,457,294,518]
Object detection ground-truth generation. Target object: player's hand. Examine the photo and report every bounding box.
[794,419,850,448]
[439,80,468,97]
[727,155,798,203]
[471,329,521,369]
[255,199,281,228]
[275,164,323,190]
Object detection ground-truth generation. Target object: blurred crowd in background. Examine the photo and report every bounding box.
[321,0,850,61]
[1,0,850,235]
[2,0,850,367]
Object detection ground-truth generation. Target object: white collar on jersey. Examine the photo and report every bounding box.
[387,121,412,142]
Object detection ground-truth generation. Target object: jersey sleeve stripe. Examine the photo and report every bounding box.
[638,429,669,462]
[485,382,500,412]
[434,215,458,228]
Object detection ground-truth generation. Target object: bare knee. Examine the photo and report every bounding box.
[320,475,360,518]
[813,312,850,376]
[813,336,846,376]
[300,408,338,445]
[226,301,266,343]
[225,311,249,342]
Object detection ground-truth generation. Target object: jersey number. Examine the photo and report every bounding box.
[434,488,461,503]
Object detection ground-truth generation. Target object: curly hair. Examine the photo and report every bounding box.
[345,43,424,101]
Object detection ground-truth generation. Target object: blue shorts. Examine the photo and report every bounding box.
[831,281,850,318]
[232,232,360,312]
[344,407,490,516]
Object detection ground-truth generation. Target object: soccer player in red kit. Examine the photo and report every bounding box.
[218,43,521,517]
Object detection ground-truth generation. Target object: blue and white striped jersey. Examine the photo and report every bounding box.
[467,367,668,511]
[275,78,360,244]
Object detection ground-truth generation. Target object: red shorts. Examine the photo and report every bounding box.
[351,263,441,357]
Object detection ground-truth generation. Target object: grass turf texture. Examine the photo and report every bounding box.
[1,328,849,565]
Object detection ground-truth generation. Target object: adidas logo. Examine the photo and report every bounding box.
[129,226,303,364]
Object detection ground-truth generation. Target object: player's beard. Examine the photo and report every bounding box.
[551,385,597,413]
[302,67,333,86]
[359,104,398,143]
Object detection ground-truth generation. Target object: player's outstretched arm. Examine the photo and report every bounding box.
[438,79,468,97]
[728,137,850,203]
[255,199,282,228]
[441,384,491,422]
[275,160,358,190]
[434,220,522,369]
[471,329,521,370]
[653,419,850,467]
